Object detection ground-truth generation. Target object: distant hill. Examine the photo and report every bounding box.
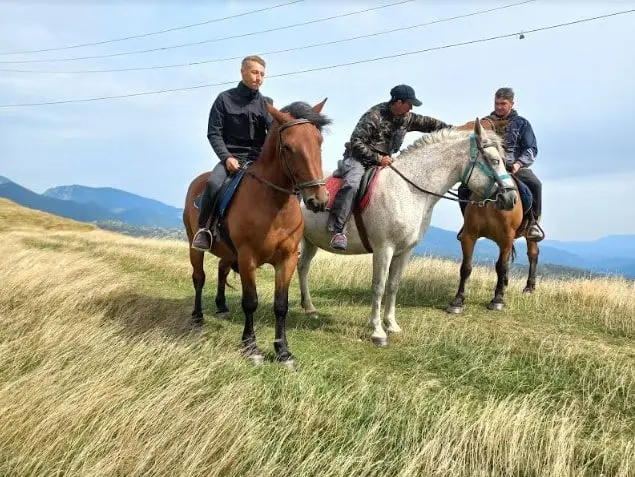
[0,176,184,229]
[2,175,634,279]
[414,226,635,279]
[0,176,115,223]
[43,185,183,228]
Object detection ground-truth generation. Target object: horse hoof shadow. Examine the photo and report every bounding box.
[486,302,505,312]
[216,311,230,320]
[279,358,297,371]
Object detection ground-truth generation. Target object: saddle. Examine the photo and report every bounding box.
[194,169,248,254]
[325,165,383,252]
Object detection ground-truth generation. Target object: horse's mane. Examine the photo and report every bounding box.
[399,127,505,158]
[280,101,332,132]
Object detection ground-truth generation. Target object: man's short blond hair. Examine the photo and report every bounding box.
[241,55,266,69]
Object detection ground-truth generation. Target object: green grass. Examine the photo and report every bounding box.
[1,199,634,476]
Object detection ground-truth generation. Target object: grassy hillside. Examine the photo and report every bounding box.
[1,197,634,476]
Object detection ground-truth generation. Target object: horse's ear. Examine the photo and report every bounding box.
[267,102,287,125]
[473,116,483,141]
[312,97,327,113]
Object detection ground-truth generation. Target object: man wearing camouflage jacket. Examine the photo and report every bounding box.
[327,84,452,251]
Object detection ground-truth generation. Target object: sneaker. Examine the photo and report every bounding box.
[330,233,348,251]
[526,223,544,242]
[192,228,212,251]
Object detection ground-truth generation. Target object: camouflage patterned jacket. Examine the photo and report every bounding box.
[343,102,451,167]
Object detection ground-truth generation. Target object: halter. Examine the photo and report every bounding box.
[389,132,513,207]
[245,118,325,195]
[460,134,512,200]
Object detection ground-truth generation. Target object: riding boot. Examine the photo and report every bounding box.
[527,214,545,242]
[192,182,218,251]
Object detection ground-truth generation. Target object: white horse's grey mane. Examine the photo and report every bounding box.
[398,127,505,159]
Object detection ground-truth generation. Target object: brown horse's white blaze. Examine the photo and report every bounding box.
[183,99,330,368]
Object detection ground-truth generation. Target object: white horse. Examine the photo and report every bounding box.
[298,119,518,346]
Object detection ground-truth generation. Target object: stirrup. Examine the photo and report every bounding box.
[192,228,213,251]
[526,222,545,242]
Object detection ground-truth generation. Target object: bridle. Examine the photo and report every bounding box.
[244,118,325,195]
[389,131,514,207]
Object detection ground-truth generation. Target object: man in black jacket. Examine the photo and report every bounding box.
[192,55,273,251]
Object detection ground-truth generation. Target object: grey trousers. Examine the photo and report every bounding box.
[198,162,229,229]
[327,156,365,234]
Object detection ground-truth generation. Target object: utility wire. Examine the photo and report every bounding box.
[0,0,304,55]
[0,0,536,74]
[1,9,633,108]
[0,0,414,64]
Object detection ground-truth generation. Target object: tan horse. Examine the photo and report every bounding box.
[447,119,539,314]
[183,100,330,368]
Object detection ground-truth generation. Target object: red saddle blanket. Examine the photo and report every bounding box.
[325,168,382,213]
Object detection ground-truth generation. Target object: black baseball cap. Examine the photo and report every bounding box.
[390,84,422,106]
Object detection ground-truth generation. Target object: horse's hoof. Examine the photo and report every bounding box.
[522,288,534,296]
[215,310,230,320]
[386,325,402,334]
[446,305,463,314]
[371,336,388,347]
[487,302,505,311]
[279,358,296,371]
[305,310,319,319]
[250,353,264,366]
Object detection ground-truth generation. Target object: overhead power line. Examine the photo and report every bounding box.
[0,0,304,56]
[0,0,414,64]
[1,9,633,109]
[0,0,537,74]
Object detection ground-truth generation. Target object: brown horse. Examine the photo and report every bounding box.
[447,118,539,314]
[183,100,331,368]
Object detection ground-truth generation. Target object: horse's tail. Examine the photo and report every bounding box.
[511,244,517,263]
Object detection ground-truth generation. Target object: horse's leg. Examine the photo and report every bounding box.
[189,247,206,324]
[273,254,298,370]
[238,253,263,365]
[523,239,539,295]
[297,237,319,317]
[383,248,414,334]
[215,258,233,319]
[447,232,477,314]
[369,246,394,347]
[487,240,514,311]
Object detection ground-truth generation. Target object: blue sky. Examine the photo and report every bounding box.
[1,0,634,240]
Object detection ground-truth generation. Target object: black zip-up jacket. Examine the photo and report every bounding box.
[207,81,273,165]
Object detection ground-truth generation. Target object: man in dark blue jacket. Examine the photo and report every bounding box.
[458,87,543,241]
[192,55,273,251]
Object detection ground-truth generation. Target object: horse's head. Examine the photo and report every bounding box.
[267,99,331,212]
[461,118,517,211]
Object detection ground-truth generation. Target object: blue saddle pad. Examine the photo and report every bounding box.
[218,170,246,218]
[515,178,533,216]
[193,170,246,216]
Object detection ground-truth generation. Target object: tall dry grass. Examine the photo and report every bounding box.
[1,198,634,476]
